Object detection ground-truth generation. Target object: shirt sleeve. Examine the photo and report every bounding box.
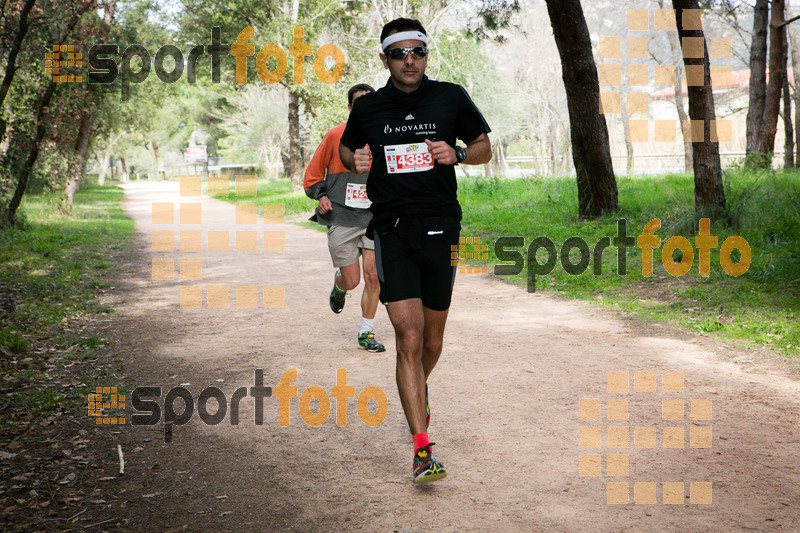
[303,129,334,198]
[455,85,491,145]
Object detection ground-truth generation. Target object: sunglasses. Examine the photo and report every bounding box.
[385,46,428,60]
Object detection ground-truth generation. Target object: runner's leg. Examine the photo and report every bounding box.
[360,249,380,320]
[387,298,427,435]
[338,261,361,291]
[421,306,449,380]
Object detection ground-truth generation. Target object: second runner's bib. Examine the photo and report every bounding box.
[345,182,371,209]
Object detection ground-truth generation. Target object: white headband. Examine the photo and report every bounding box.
[381,31,428,50]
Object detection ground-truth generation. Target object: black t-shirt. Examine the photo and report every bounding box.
[341,76,491,219]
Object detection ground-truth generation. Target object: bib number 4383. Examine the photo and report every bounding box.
[384,143,434,174]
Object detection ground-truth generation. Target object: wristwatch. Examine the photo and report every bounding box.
[455,145,467,164]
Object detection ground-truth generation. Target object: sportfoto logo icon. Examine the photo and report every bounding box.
[452,236,489,275]
[123,369,388,442]
[84,26,344,100]
[46,45,83,83]
[494,218,750,292]
[88,387,125,425]
[578,371,713,505]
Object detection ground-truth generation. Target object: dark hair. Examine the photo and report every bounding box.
[379,18,427,47]
[347,83,375,106]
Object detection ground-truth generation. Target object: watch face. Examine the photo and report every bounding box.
[456,147,467,162]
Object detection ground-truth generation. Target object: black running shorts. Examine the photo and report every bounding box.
[373,216,460,311]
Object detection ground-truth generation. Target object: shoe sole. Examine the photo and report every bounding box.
[414,471,447,484]
[358,344,385,353]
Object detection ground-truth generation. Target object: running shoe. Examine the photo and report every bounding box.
[413,443,447,484]
[329,271,346,313]
[358,331,385,352]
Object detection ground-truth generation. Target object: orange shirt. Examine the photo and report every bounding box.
[303,123,349,191]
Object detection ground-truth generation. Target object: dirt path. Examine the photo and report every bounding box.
[103,180,800,532]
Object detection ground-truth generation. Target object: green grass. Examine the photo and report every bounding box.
[0,186,132,332]
[0,185,132,427]
[457,169,800,356]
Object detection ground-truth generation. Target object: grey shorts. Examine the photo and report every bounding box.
[327,225,374,268]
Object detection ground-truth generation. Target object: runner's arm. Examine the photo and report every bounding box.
[425,133,492,166]
[339,143,356,173]
[463,133,492,165]
[339,143,372,174]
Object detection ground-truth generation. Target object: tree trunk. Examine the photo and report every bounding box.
[752,0,787,163]
[120,156,128,182]
[559,124,571,175]
[544,0,618,218]
[287,90,303,190]
[621,113,634,175]
[793,24,800,165]
[151,141,163,180]
[784,75,794,168]
[63,106,91,211]
[97,150,110,185]
[746,0,769,160]
[673,0,725,215]
[659,0,693,173]
[96,131,126,186]
[549,111,558,175]
[286,0,304,191]
[527,120,541,175]
[0,0,37,147]
[493,142,505,177]
[6,82,56,226]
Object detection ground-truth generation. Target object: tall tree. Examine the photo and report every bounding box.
[0,0,38,146]
[5,82,56,225]
[752,0,786,161]
[783,74,794,169]
[544,0,617,218]
[672,0,725,215]
[790,18,800,166]
[746,0,787,167]
[745,0,768,159]
[2,0,98,225]
[658,0,692,173]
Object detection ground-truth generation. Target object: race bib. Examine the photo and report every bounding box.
[384,143,434,174]
[345,182,371,209]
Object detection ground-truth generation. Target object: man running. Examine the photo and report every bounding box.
[339,18,492,483]
[304,83,385,353]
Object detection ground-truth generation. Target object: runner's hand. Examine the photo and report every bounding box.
[354,144,372,174]
[425,139,457,165]
[317,195,332,215]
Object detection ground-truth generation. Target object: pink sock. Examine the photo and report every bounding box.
[413,432,430,452]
